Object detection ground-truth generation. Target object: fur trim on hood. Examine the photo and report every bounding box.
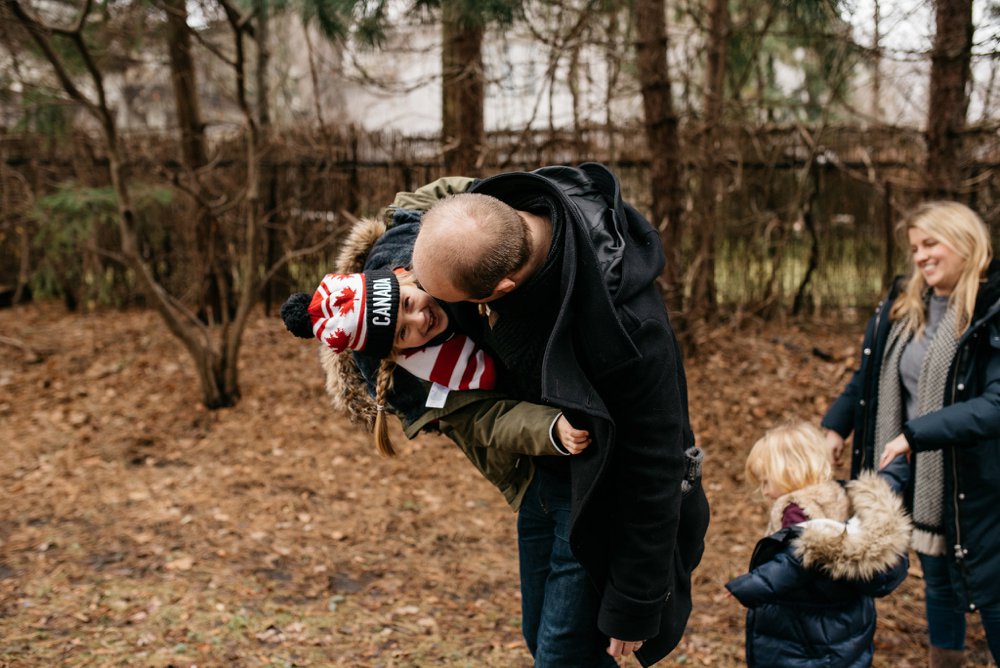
[320,217,388,428]
[768,481,849,534]
[793,472,912,582]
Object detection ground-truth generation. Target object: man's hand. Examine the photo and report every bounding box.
[607,638,644,658]
[878,433,912,470]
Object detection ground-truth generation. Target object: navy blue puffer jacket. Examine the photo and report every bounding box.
[726,471,910,667]
[824,261,1000,611]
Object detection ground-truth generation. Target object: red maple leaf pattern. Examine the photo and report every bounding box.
[325,328,351,351]
[333,286,356,316]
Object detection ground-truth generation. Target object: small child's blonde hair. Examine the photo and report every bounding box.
[745,421,833,497]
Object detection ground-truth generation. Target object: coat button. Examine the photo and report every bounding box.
[864,347,872,356]
[971,604,977,611]
[959,493,966,500]
[859,400,866,406]
[958,383,965,391]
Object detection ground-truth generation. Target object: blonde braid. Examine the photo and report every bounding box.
[373,357,397,457]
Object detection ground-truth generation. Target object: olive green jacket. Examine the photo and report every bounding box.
[382,176,475,225]
[404,384,563,512]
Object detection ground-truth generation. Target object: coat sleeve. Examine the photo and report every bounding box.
[849,551,909,599]
[725,553,808,608]
[383,176,475,224]
[821,311,878,438]
[822,368,863,438]
[588,312,695,641]
[431,397,566,457]
[877,455,911,494]
[903,338,1000,451]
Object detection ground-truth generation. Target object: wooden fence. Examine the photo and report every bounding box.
[2,123,999,312]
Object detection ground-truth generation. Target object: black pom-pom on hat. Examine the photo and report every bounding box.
[281,292,315,339]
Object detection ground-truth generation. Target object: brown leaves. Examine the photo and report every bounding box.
[0,305,991,666]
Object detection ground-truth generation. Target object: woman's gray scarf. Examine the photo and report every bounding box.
[874,303,959,556]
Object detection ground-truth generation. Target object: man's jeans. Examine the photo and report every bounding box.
[919,552,1000,659]
[517,468,617,667]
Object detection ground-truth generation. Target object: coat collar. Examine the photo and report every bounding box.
[974,260,1000,323]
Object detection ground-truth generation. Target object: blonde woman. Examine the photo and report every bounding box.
[822,201,1000,666]
[726,422,910,667]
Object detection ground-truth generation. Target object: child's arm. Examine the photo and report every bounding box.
[851,550,909,598]
[430,395,589,457]
[725,550,809,608]
[877,454,910,494]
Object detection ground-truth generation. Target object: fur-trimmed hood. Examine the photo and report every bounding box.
[792,471,912,582]
[767,481,849,534]
[333,217,387,275]
[319,217,389,428]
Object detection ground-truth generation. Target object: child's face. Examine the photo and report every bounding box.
[761,478,783,501]
[396,284,449,349]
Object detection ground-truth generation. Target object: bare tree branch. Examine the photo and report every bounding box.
[260,231,341,286]
[46,0,93,36]
[8,1,98,116]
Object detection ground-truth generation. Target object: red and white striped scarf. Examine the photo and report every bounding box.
[396,334,496,390]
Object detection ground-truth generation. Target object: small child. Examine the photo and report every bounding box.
[726,422,911,668]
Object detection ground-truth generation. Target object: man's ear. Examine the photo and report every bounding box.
[494,277,516,297]
[470,277,516,303]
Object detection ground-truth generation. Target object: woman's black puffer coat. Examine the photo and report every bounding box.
[823,261,1000,611]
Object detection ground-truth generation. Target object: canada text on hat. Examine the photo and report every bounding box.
[280,269,400,359]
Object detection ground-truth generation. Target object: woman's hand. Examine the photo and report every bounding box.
[555,415,591,455]
[825,428,845,465]
[878,433,912,470]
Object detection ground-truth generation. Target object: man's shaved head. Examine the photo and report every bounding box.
[413,194,531,301]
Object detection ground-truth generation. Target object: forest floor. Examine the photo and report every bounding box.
[0,302,994,667]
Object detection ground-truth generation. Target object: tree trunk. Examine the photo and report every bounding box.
[881,180,895,291]
[163,0,206,169]
[689,0,728,328]
[792,160,820,316]
[441,1,484,175]
[255,0,271,129]
[871,0,882,121]
[633,0,685,319]
[163,0,233,324]
[11,0,242,408]
[253,1,287,317]
[926,0,972,198]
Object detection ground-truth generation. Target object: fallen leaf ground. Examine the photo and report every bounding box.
[0,303,994,667]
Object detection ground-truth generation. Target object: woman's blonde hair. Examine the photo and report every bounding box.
[890,201,992,338]
[745,422,832,497]
[371,272,420,458]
